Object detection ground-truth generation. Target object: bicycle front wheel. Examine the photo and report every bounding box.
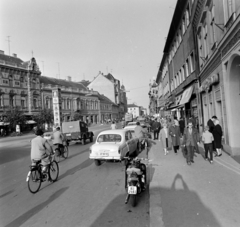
[63,146,69,159]
[27,169,42,194]
[48,161,59,182]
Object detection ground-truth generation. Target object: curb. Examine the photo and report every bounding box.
[148,141,165,227]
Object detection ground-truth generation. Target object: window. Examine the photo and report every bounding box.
[2,79,9,85]
[179,29,182,43]
[21,98,25,108]
[182,65,185,81]
[182,17,186,34]
[209,4,216,47]
[33,99,37,108]
[174,76,177,88]
[186,6,190,26]
[0,95,3,107]
[224,0,235,22]
[179,70,182,84]
[185,61,189,77]
[190,53,194,73]
[9,95,14,107]
[203,22,209,58]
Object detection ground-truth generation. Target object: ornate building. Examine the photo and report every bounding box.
[0,51,41,116]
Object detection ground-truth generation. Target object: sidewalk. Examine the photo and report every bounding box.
[148,139,240,227]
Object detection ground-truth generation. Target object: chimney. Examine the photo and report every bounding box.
[67,76,71,81]
[0,50,4,55]
[12,53,17,58]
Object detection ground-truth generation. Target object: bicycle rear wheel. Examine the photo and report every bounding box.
[55,148,61,163]
[27,169,42,193]
[63,146,69,159]
[48,161,59,182]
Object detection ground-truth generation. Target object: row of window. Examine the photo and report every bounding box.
[171,52,195,91]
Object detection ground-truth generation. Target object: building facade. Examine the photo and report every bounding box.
[192,0,240,155]
[0,51,41,116]
[88,72,128,119]
[127,104,142,118]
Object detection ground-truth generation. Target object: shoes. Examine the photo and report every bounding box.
[175,152,177,155]
[164,153,167,155]
[187,162,191,165]
[218,153,222,157]
[205,158,208,161]
[210,160,213,164]
[191,160,194,163]
[214,154,218,157]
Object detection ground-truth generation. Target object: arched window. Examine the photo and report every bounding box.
[45,96,50,109]
[67,99,71,110]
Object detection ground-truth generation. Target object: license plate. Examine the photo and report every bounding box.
[128,186,137,194]
[26,171,31,182]
[100,153,109,156]
[66,134,71,136]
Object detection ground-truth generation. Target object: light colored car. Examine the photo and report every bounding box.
[89,129,138,166]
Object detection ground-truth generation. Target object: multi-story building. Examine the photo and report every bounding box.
[88,72,128,119]
[0,51,41,116]
[0,52,121,126]
[40,76,101,123]
[156,0,199,123]
[192,0,240,155]
[127,104,142,118]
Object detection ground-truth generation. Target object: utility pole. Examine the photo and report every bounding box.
[6,36,10,56]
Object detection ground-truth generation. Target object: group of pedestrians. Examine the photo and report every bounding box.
[155,115,223,166]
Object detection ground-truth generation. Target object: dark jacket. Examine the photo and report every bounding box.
[207,119,215,133]
[152,121,161,132]
[182,127,200,152]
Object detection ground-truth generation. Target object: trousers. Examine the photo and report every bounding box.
[186,145,195,162]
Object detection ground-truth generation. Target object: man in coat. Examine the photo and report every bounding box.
[152,118,161,140]
[207,116,217,152]
[169,120,181,154]
[182,121,200,165]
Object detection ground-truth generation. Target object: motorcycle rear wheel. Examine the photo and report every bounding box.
[131,195,137,207]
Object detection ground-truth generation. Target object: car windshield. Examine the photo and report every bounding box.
[97,134,122,143]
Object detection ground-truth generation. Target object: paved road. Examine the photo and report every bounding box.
[0,125,149,227]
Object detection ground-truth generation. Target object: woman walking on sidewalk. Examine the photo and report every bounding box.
[159,123,170,155]
[202,126,214,163]
[212,119,223,157]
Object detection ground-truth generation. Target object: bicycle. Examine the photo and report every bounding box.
[26,153,59,194]
[54,143,69,163]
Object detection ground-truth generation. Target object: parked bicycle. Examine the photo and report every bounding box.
[26,153,59,194]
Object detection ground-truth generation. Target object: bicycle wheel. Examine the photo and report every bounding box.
[55,149,61,163]
[48,161,59,182]
[27,169,42,194]
[63,146,69,159]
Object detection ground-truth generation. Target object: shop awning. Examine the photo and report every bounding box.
[179,86,194,105]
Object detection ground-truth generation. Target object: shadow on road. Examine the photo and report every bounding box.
[0,190,14,199]
[89,189,150,227]
[5,187,69,227]
[59,158,93,180]
[157,174,222,227]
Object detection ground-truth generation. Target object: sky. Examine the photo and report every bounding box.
[0,0,177,111]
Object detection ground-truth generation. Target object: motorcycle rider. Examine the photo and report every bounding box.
[134,122,146,153]
[52,126,65,157]
[31,128,53,173]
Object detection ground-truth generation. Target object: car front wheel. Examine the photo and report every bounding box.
[94,159,101,166]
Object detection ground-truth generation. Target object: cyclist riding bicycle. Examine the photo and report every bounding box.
[52,126,65,157]
[31,128,53,173]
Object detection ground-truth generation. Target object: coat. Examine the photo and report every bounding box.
[182,127,200,153]
[169,125,181,146]
[212,124,222,149]
[152,121,161,132]
[207,119,215,133]
[159,128,170,148]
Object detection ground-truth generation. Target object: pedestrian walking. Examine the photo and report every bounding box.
[159,122,169,155]
[182,121,201,165]
[212,119,223,157]
[202,125,214,163]
[207,116,217,151]
[169,121,181,154]
[152,118,161,140]
[111,121,116,130]
[179,117,185,136]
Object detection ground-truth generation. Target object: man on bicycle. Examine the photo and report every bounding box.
[31,128,53,172]
[52,126,65,157]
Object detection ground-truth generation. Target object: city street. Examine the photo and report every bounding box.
[0,125,149,227]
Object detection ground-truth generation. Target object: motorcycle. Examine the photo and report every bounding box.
[124,157,148,207]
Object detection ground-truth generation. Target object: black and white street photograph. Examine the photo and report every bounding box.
[1,0,240,226]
